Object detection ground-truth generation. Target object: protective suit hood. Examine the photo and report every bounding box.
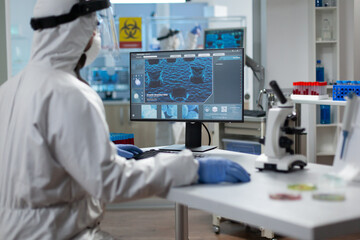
[30,0,97,74]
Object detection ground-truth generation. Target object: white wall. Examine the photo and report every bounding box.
[339,0,355,80]
[265,0,311,89]
[354,0,360,80]
[260,0,267,73]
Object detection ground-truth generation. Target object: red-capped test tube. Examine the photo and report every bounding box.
[293,82,300,95]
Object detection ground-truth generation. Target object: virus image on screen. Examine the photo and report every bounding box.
[182,105,199,119]
[161,105,178,119]
[144,57,213,104]
[141,105,157,119]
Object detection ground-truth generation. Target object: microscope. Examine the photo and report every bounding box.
[255,80,307,172]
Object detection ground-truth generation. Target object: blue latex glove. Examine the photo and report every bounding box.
[115,144,143,159]
[197,157,250,184]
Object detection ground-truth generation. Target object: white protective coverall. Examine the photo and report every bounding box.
[0,0,199,239]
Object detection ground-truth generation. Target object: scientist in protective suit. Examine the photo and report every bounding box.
[0,0,250,239]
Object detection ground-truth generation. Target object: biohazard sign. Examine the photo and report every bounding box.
[119,17,142,49]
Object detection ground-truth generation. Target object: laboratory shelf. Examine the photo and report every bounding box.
[294,95,344,163]
[317,151,336,156]
[315,7,337,10]
[292,98,346,106]
[291,94,329,101]
[314,0,339,85]
[316,40,337,44]
[299,0,342,164]
[316,123,338,128]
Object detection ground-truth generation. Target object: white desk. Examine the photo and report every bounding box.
[166,149,360,240]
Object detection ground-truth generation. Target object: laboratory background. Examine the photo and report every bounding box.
[1,0,360,239]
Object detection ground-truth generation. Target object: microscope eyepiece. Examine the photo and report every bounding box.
[269,80,287,104]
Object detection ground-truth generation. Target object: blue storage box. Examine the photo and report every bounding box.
[110,133,134,144]
[333,84,360,101]
[222,138,261,155]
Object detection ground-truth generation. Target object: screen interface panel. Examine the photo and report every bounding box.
[204,28,246,49]
[130,48,244,122]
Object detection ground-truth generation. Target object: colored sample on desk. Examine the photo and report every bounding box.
[269,193,302,201]
[288,184,317,191]
[312,193,345,202]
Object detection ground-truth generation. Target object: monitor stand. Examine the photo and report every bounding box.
[160,122,217,152]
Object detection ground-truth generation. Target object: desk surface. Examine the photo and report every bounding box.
[166,149,360,240]
[291,98,346,106]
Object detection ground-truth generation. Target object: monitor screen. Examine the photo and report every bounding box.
[204,27,246,50]
[130,48,244,123]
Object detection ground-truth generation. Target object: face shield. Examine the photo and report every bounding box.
[97,8,118,51]
[96,7,120,66]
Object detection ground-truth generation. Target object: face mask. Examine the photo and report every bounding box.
[84,31,101,67]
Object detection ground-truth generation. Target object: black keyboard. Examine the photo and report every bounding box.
[244,110,266,117]
[133,149,205,160]
[133,149,175,160]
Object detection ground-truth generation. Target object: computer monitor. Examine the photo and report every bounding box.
[130,48,244,152]
[204,27,246,50]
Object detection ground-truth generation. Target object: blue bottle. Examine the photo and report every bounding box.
[320,105,331,124]
[316,60,325,82]
[315,0,322,7]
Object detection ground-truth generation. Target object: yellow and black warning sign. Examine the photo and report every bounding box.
[119,17,142,48]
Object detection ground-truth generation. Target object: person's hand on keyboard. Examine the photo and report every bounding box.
[116,144,143,159]
[197,157,250,184]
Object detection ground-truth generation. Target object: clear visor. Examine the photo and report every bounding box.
[97,6,120,62]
